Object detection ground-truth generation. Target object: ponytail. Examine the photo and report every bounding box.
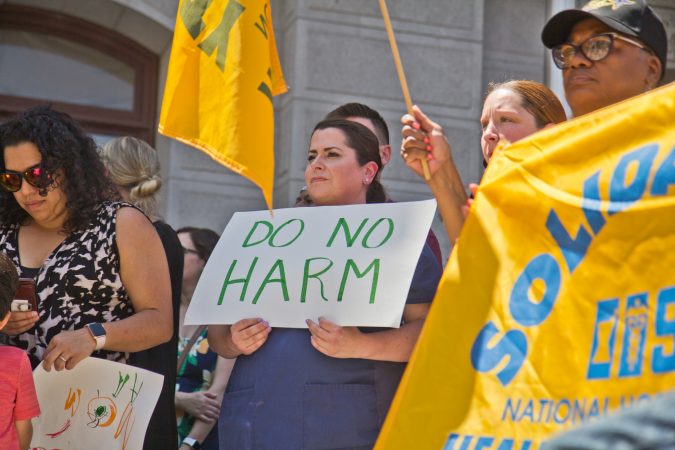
[366,179,387,204]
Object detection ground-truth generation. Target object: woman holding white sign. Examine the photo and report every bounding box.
[209,119,442,449]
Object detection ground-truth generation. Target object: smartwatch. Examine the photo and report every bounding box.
[182,437,201,449]
[86,323,107,350]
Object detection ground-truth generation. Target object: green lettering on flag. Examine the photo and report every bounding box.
[198,0,245,72]
[258,68,273,103]
[180,0,212,40]
[254,3,269,39]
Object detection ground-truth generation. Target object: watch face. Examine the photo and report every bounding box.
[88,322,106,337]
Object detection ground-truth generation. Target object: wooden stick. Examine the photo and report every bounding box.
[378,0,431,181]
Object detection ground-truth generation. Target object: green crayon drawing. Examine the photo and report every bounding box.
[113,372,130,398]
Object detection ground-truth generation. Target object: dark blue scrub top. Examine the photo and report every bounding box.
[219,244,442,450]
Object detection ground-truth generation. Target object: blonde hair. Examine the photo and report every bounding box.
[101,136,162,220]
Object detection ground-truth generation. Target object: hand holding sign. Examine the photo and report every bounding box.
[42,327,96,372]
[230,318,272,355]
[307,317,364,359]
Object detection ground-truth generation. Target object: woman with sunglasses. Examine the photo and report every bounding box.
[0,107,172,374]
[208,119,442,450]
[175,227,234,450]
[401,80,567,242]
[100,136,183,450]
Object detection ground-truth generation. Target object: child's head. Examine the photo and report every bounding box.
[0,252,18,326]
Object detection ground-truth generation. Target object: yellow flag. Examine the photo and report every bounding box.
[377,82,675,450]
[159,0,287,209]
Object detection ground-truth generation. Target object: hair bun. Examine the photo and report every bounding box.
[130,177,161,200]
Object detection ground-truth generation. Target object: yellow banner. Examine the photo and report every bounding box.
[159,0,287,209]
[377,82,675,450]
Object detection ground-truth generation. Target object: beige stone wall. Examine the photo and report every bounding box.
[4,0,673,257]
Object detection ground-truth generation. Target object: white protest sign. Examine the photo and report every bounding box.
[31,357,163,450]
[185,200,437,328]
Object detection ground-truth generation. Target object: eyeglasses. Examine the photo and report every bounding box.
[0,163,56,193]
[183,247,200,256]
[552,32,648,69]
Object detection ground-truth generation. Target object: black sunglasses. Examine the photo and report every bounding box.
[552,32,647,69]
[0,163,56,193]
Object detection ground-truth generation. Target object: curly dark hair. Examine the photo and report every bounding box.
[0,106,119,232]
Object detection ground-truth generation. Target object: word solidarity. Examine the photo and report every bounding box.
[471,143,675,386]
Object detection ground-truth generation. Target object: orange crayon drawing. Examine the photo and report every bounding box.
[86,390,117,428]
[38,370,148,449]
[113,373,143,450]
[64,387,81,417]
[114,401,135,450]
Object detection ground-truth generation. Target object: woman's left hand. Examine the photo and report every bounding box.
[306,317,363,359]
[42,328,96,372]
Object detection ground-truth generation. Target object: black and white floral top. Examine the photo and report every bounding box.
[0,201,136,367]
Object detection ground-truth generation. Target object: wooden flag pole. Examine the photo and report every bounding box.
[378,0,431,181]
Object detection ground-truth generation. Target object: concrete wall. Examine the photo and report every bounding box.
[3,0,674,258]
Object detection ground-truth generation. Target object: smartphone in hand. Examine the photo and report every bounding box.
[11,278,37,312]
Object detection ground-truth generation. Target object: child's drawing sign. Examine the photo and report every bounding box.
[31,357,163,450]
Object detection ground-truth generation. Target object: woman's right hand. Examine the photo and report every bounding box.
[3,310,38,335]
[176,391,222,423]
[230,318,271,355]
[401,105,453,179]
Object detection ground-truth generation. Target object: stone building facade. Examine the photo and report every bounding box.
[1,0,674,259]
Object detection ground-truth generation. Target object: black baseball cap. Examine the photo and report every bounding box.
[542,0,668,78]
